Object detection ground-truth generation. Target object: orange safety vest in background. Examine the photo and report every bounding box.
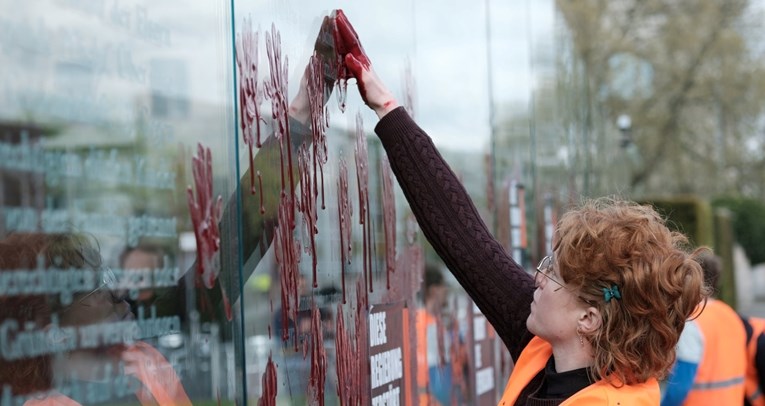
[746,317,765,406]
[683,299,747,406]
[24,341,191,406]
[498,336,659,405]
[416,309,443,406]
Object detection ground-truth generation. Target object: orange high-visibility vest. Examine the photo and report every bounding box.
[24,341,191,406]
[745,317,765,406]
[416,309,443,406]
[498,336,658,405]
[683,299,747,406]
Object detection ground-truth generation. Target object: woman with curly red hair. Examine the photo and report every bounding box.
[334,9,708,404]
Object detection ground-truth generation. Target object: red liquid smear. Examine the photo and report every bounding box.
[381,155,396,290]
[297,145,318,288]
[235,17,265,194]
[307,53,329,211]
[309,304,327,406]
[334,278,369,405]
[265,23,295,215]
[297,53,333,289]
[274,192,301,350]
[257,170,265,214]
[354,113,373,293]
[257,354,278,406]
[336,157,352,303]
[353,278,369,404]
[333,10,370,112]
[186,143,232,320]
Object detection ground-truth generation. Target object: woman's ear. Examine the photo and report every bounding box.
[577,306,602,334]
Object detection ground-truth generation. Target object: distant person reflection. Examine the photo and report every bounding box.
[0,232,190,406]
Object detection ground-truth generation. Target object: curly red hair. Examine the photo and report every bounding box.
[554,198,708,385]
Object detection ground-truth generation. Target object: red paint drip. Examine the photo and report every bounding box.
[307,53,329,212]
[337,157,352,303]
[265,23,295,215]
[334,304,355,404]
[381,155,397,289]
[309,304,327,406]
[186,144,232,320]
[334,279,370,405]
[354,113,373,293]
[353,278,369,405]
[297,145,318,288]
[235,17,265,195]
[274,192,301,350]
[257,170,265,214]
[333,10,369,112]
[257,354,278,406]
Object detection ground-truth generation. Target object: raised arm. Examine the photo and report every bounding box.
[336,10,535,358]
[154,15,337,322]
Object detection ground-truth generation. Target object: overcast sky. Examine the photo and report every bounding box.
[0,0,555,154]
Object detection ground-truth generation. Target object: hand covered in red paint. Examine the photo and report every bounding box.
[335,10,399,119]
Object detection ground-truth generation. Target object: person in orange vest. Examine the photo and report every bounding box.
[661,252,747,405]
[416,264,452,406]
[0,233,191,406]
[334,9,707,404]
[740,314,765,406]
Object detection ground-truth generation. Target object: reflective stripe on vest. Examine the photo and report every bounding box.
[691,376,745,390]
[684,299,747,406]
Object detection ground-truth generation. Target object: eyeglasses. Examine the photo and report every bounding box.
[535,255,566,292]
[68,266,118,308]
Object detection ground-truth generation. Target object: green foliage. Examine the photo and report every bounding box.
[712,196,765,265]
[642,196,714,248]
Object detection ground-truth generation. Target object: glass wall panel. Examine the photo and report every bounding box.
[0,1,537,404]
[0,0,239,404]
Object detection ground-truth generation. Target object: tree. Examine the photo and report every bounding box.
[554,0,765,199]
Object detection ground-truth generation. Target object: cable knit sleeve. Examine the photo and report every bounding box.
[375,107,535,359]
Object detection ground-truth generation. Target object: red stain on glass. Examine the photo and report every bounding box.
[333,9,370,112]
[274,192,301,349]
[187,143,232,320]
[235,17,265,194]
[307,54,330,211]
[309,304,327,406]
[265,23,295,214]
[294,53,333,289]
[334,304,355,404]
[298,145,318,288]
[258,354,278,406]
[354,113,373,293]
[336,157,352,303]
[257,170,265,214]
[381,155,396,289]
[335,279,369,405]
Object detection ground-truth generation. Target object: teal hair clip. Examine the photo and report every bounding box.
[603,285,622,303]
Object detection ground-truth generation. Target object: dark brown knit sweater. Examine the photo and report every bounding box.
[375,107,592,405]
